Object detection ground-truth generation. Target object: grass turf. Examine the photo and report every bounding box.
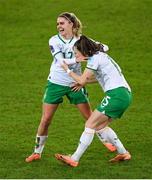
[0,0,152,178]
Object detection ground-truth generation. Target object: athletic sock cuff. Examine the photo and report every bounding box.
[96,126,110,133]
[85,127,95,134]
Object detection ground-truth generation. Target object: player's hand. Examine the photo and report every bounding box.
[70,82,83,91]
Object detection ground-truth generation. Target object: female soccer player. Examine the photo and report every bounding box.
[55,35,132,167]
[25,13,116,163]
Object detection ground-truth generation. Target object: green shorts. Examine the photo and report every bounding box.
[43,81,89,105]
[96,87,132,119]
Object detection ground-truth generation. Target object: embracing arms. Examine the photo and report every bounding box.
[62,62,95,86]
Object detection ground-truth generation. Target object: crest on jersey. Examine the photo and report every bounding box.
[50,45,55,53]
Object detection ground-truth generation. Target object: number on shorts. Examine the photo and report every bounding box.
[100,96,111,108]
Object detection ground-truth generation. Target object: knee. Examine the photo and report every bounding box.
[85,119,108,130]
[85,120,94,129]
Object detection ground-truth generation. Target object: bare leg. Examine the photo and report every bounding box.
[70,110,109,162]
[71,110,128,162]
[25,103,59,162]
[76,103,116,152]
[55,110,130,166]
[85,110,110,129]
[37,103,59,135]
[76,103,92,120]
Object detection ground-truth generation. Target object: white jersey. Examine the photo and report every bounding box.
[48,34,81,86]
[86,52,131,92]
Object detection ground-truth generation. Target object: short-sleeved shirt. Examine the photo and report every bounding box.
[86,52,131,92]
[48,34,81,87]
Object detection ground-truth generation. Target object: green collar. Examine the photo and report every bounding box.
[58,34,74,44]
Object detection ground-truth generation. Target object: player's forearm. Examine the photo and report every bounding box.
[67,70,87,86]
[86,78,97,83]
[67,70,96,85]
[84,73,97,83]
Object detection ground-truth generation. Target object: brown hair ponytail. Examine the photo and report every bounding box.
[74,35,102,56]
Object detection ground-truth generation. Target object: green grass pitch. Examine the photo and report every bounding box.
[0,0,152,178]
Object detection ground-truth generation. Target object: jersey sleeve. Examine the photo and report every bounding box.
[86,55,99,71]
[49,37,62,57]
